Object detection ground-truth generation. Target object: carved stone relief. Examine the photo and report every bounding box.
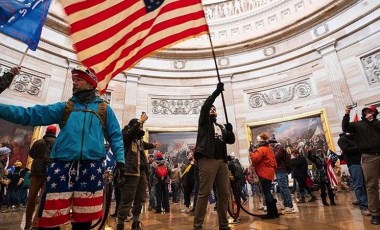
[218,57,230,66]
[263,46,276,56]
[204,0,277,20]
[360,51,380,86]
[151,98,206,115]
[0,65,45,97]
[313,23,329,37]
[248,80,312,108]
[174,61,187,70]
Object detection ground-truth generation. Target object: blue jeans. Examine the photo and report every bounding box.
[149,185,157,209]
[241,182,248,201]
[260,178,274,205]
[349,164,368,209]
[276,172,293,208]
[155,181,169,211]
[171,182,179,202]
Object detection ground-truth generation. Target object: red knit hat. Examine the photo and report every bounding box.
[71,66,98,88]
[46,125,57,135]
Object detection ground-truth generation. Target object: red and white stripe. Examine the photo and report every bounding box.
[38,190,103,227]
[60,0,209,92]
[326,159,338,189]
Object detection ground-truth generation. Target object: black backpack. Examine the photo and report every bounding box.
[233,161,245,181]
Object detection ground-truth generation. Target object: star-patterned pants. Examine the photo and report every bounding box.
[38,160,104,228]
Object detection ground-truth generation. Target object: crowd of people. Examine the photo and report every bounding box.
[0,65,379,230]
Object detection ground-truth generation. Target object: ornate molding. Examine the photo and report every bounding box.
[248,80,312,108]
[0,65,45,97]
[151,98,206,115]
[263,46,276,56]
[173,61,187,69]
[360,51,380,87]
[313,23,329,37]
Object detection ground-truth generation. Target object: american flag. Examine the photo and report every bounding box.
[326,149,338,189]
[60,0,209,92]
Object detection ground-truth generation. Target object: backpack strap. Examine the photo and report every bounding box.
[98,101,107,133]
[62,99,108,141]
[62,100,75,128]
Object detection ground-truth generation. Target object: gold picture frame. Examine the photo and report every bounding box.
[144,127,198,166]
[245,109,334,154]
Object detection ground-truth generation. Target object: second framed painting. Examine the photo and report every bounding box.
[144,127,198,168]
[245,109,334,156]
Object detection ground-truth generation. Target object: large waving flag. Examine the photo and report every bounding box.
[60,0,209,92]
[0,0,52,51]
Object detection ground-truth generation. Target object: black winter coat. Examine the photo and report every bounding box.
[337,134,361,167]
[195,90,235,161]
[342,114,380,153]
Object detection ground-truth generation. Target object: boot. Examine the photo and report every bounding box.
[329,193,337,206]
[131,221,144,230]
[116,223,124,230]
[309,193,317,202]
[297,195,306,203]
[321,196,329,206]
[261,199,279,219]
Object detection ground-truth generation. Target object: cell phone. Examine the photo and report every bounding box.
[347,103,357,109]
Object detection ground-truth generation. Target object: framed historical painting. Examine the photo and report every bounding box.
[0,119,36,169]
[144,127,198,168]
[245,109,334,156]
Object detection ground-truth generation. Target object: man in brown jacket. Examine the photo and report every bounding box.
[24,126,57,230]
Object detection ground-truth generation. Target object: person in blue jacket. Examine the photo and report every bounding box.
[0,66,125,230]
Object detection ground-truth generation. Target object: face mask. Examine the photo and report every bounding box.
[137,130,145,138]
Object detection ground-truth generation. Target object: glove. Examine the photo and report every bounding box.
[114,162,125,176]
[216,82,224,93]
[224,123,233,131]
[113,162,126,186]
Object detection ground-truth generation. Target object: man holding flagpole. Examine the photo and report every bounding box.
[193,82,235,230]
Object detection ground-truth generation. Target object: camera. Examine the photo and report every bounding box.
[347,103,357,109]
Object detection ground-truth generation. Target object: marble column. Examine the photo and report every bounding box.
[317,42,353,118]
[61,61,76,101]
[123,73,140,126]
[221,75,239,156]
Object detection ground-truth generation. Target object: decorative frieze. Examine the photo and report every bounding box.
[0,65,45,97]
[151,98,206,115]
[248,80,312,108]
[204,0,276,20]
[360,51,380,86]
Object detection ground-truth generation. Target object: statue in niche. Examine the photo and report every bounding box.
[205,6,213,19]
[234,0,242,14]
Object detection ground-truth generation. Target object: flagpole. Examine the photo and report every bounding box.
[207,32,229,124]
[18,47,29,67]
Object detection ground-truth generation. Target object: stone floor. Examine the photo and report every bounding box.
[0,191,378,230]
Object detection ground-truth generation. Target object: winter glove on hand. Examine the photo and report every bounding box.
[216,82,224,93]
[225,123,233,131]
